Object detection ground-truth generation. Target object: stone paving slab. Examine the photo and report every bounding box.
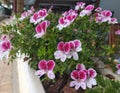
[0,61,13,93]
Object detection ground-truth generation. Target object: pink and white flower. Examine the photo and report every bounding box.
[100,10,112,22]
[95,10,115,24]
[54,40,82,62]
[95,16,103,23]
[19,6,35,21]
[68,40,82,60]
[116,64,120,74]
[35,60,55,79]
[95,7,102,12]
[85,68,97,88]
[57,9,78,30]
[30,9,48,24]
[0,35,12,60]
[108,18,118,24]
[115,30,120,35]
[34,20,50,38]
[75,2,86,10]
[70,70,87,90]
[54,41,71,62]
[70,64,97,90]
[79,5,94,17]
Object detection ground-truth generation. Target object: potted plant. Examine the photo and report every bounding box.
[0,2,120,93]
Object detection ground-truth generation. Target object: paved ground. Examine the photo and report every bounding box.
[0,61,13,93]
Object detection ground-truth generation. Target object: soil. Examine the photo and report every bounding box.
[42,74,85,93]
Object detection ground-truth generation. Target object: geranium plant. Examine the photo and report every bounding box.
[0,2,120,93]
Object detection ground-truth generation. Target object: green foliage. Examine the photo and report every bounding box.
[85,75,120,93]
[0,8,115,73]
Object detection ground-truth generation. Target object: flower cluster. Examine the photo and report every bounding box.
[79,4,94,17]
[95,9,118,24]
[70,64,97,90]
[30,8,48,25]
[54,40,82,62]
[19,6,35,21]
[34,20,50,38]
[56,9,78,30]
[0,35,12,60]
[35,60,55,79]
[116,64,120,74]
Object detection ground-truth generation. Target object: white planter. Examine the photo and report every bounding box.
[13,56,45,93]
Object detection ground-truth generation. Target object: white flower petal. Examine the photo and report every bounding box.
[67,52,72,59]
[75,82,81,90]
[54,50,63,59]
[73,52,79,60]
[76,46,82,52]
[70,81,77,87]
[86,78,97,88]
[47,71,55,79]
[80,82,86,90]
[56,25,64,31]
[34,32,45,38]
[35,70,46,77]
[60,54,66,62]
[86,80,92,88]
[90,78,97,86]
[117,69,120,74]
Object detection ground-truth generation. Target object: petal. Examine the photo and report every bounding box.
[79,10,87,17]
[35,24,42,33]
[1,35,7,40]
[86,78,97,88]
[1,41,9,51]
[34,32,45,38]
[35,70,46,78]
[90,78,97,86]
[73,52,79,60]
[88,68,97,78]
[69,41,75,49]
[60,54,67,62]
[33,13,38,21]
[59,17,65,24]
[47,71,55,79]
[80,82,86,90]
[117,69,120,74]
[76,63,86,71]
[66,52,72,59]
[75,5,79,10]
[86,80,92,88]
[70,81,77,87]
[71,70,79,80]
[38,60,47,70]
[47,60,55,70]
[66,15,72,21]
[41,21,47,32]
[54,50,63,59]
[85,5,94,11]
[78,70,87,81]
[56,24,64,30]
[63,42,70,54]
[75,82,81,90]
[76,46,82,52]
[74,40,81,48]
[116,64,120,69]
[57,41,64,51]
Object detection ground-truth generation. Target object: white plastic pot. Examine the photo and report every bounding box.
[13,56,45,93]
